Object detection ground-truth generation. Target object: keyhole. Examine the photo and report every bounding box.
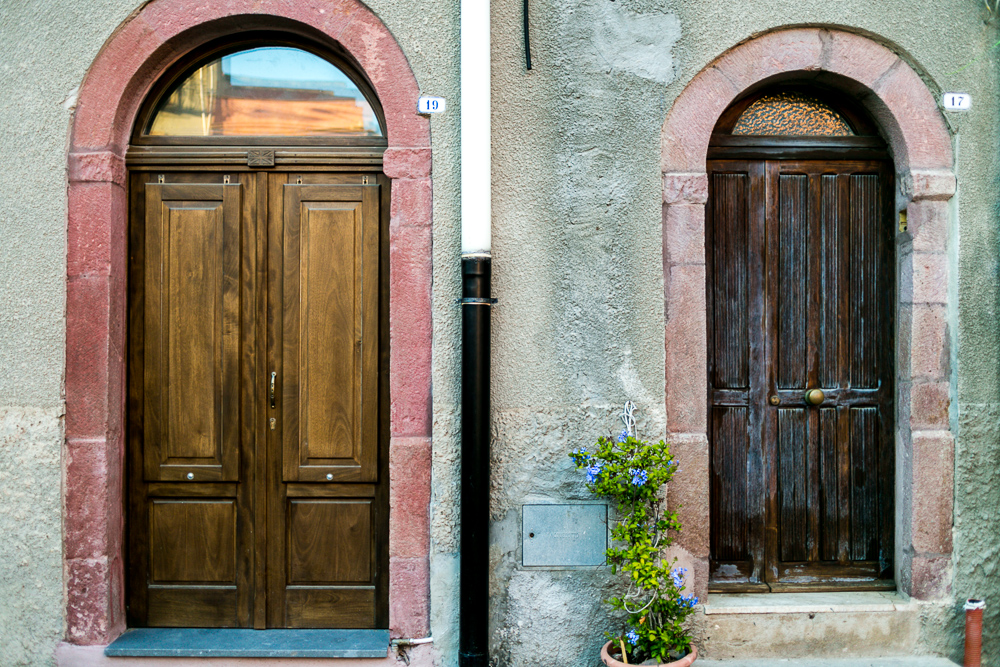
[529,532,535,538]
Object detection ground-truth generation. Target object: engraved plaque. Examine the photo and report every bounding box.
[522,504,607,567]
[247,149,275,167]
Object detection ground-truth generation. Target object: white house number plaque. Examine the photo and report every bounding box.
[417,96,447,114]
[942,92,971,111]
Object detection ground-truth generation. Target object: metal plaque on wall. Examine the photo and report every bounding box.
[521,504,607,567]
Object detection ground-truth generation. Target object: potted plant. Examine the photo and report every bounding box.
[569,403,698,666]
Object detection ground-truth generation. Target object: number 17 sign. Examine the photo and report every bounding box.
[942,93,971,111]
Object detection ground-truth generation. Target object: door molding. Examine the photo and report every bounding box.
[64,0,433,650]
[660,28,956,603]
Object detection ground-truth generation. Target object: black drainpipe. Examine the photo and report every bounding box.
[459,253,492,667]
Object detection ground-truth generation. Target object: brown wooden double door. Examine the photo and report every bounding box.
[126,170,389,628]
[707,159,895,591]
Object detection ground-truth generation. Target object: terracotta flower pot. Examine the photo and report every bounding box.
[600,641,698,667]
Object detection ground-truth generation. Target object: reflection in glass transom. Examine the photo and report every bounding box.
[147,47,383,137]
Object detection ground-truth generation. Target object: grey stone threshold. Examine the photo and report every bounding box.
[704,591,908,615]
[697,658,959,667]
[104,628,390,658]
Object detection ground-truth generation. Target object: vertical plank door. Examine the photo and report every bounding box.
[708,159,894,591]
[706,160,768,590]
[764,160,894,589]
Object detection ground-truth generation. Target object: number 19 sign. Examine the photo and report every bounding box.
[942,92,971,111]
[417,96,447,114]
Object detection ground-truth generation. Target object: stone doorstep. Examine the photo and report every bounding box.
[703,591,908,615]
[696,660,959,667]
[104,628,390,658]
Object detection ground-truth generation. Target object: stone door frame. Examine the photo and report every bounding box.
[661,28,956,601]
[63,0,433,651]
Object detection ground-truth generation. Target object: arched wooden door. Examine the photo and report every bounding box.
[707,89,895,592]
[125,38,391,628]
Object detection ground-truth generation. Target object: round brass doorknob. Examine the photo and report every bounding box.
[804,388,825,406]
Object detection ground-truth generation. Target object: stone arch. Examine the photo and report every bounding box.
[661,28,955,600]
[64,0,432,651]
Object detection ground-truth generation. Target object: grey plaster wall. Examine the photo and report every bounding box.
[488,0,999,665]
[1,0,135,663]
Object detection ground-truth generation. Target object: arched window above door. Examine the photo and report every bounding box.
[732,92,853,137]
[135,39,386,145]
[708,84,887,160]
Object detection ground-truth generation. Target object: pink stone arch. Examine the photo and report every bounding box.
[661,28,955,601]
[63,0,433,656]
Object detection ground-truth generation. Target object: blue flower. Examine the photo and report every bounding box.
[571,448,588,458]
[680,593,699,608]
[617,429,628,443]
[629,468,648,486]
[670,567,687,588]
[586,463,603,483]
[625,629,639,645]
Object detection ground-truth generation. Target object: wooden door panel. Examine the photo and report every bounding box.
[711,172,750,391]
[146,499,241,624]
[280,183,379,483]
[284,590,376,629]
[776,409,808,562]
[818,408,839,562]
[143,182,242,482]
[849,406,881,561]
[275,491,378,628]
[147,588,239,628]
[848,174,882,390]
[300,203,363,463]
[818,174,841,389]
[149,500,237,583]
[710,407,749,563]
[288,500,373,584]
[776,173,809,390]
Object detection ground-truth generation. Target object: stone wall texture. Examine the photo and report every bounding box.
[1,0,999,665]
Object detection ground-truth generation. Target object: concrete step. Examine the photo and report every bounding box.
[697,658,959,667]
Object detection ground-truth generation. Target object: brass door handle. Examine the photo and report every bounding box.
[804,388,825,406]
[270,372,276,409]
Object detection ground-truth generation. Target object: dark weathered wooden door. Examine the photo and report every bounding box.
[707,158,894,591]
[127,171,388,628]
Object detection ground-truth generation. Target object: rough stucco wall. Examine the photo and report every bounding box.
[489,0,998,665]
[0,0,137,663]
[490,1,675,664]
[0,409,63,666]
